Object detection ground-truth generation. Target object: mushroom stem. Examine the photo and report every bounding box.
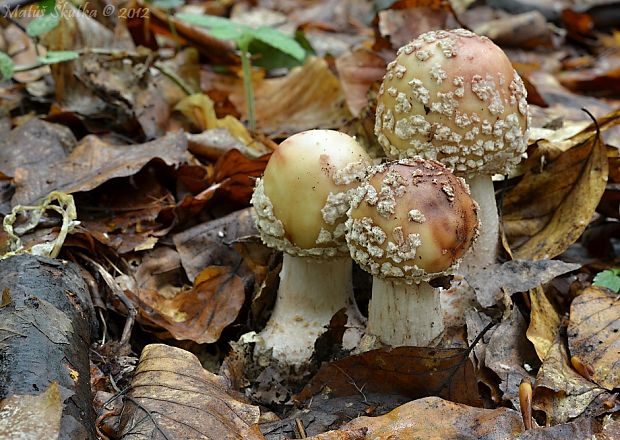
[367,278,443,346]
[258,253,363,365]
[459,175,499,274]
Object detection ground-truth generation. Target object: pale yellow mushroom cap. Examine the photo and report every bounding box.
[346,158,479,283]
[252,130,371,258]
[375,29,529,177]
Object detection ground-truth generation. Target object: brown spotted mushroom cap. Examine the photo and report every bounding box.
[252,130,371,258]
[375,29,529,176]
[346,158,479,283]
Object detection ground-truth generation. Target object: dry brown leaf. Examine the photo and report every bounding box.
[533,338,606,424]
[127,266,245,344]
[119,344,262,440]
[12,131,188,206]
[210,149,270,205]
[464,260,580,308]
[173,208,260,282]
[527,286,561,362]
[0,119,74,178]
[3,24,50,83]
[472,11,553,49]
[335,48,386,117]
[295,346,482,407]
[568,286,620,390]
[229,57,352,136]
[308,397,524,440]
[503,115,610,260]
[0,381,62,440]
[485,307,537,408]
[76,166,175,253]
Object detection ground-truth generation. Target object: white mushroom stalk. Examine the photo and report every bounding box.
[251,130,371,366]
[346,158,479,346]
[374,29,530,275]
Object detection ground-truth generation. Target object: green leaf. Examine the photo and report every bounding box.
[175,13,239,29]
[593,269,620,293]
[38,50,79,64]
[251,26,305,60]
[207,26,247,41]
[0,52,14,81]
[151,0,184,9]
[39,0,56,14]
[27,12,60,37]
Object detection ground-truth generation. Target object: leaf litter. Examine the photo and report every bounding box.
[0,0,619,438]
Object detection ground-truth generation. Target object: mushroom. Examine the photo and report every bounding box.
[251,129,371,365]
[374,29,529,273]
[346,158,479,346]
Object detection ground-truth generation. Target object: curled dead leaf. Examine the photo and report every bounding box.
[127,265,245,344]
[295,346,482,407]
[568,286,620,390]
[119,344,262,439]
[503,114,611,260]
[308,397,523,440]
[527,286,561,361]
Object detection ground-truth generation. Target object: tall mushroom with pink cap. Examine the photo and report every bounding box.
[251,129,371,365]
[346,158,479,346]
[374,28,529,272]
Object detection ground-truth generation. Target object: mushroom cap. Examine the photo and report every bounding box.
[375,29,529,177]
[252,129,371,258]
[346,157,479,283]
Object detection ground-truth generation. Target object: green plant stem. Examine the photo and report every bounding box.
[238,36,256,132]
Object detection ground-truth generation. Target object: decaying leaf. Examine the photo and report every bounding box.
[119,344,262,440]
[568,286,620,390]
[485,307,537,407]
[503,114,610,260]
[464,259,580,308]
[0,381,62,440]
[533,338,606,424]
[295,346,482,407]
[210,149,270,205]
[12,131,189,206]
[335,48,385,117]
[173,207,260,282]
[228,57,353,136]
[308,397,524,440]
[527,286,561,361]
[126,265,245,344]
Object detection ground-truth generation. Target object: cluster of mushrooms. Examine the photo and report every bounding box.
[248,29,530,366]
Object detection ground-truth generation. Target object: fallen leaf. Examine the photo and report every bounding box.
[173,207,259,282]
[335,48,386,117]
[228,57,353,136]
[295,346,482,407]
[12,130,189,206]
[568,286,620,390]
[527,286,561,361]
[119,344,262,439]
[533,338,606,424]
[127,265,245,344]
[464,260,580,308]
[0,382,62,440]
[0,119,74,178]
[503,116,610,260]
[210,149,270,205]
[472,11,553,49]
[485,307,537,408]
[76,165,176,253]
[308,397,524,440]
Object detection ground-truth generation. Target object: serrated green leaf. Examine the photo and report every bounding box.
[27,12,60,37]
[38,50,79,64]
[151,0,184,9]
[593,270,620,293]
[251,26,305,60]
[0,52,14,81]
